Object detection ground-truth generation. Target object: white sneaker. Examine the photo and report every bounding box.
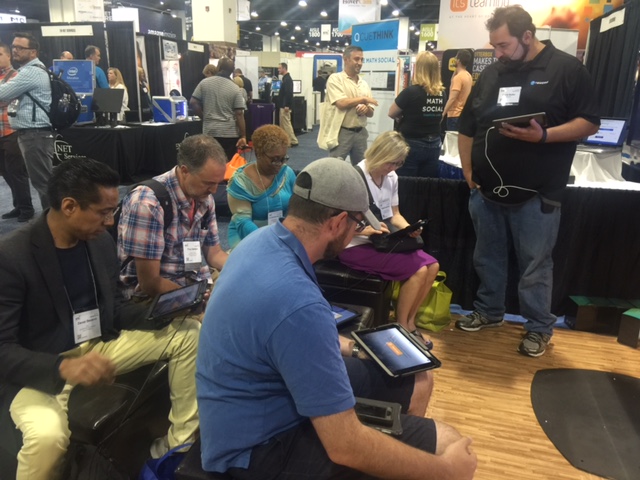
[150,435,170,459]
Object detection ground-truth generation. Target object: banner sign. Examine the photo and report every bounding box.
[41,25,94,37]
[471,49,497,84]
[0,13,26,23]
[52,60,95,95]
[352,20,400,51]
[321,24,332,41]
[188,42,205,52]
[74,0,105,22]
[438,0,624,50]
[420,24,437,42]
[338,0,381,35]
[362,50,398,71]
[139,8,182,39]
[308,25,345,40]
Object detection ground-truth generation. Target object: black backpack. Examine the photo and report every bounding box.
[27,65,82,131]
[110,179,173,270]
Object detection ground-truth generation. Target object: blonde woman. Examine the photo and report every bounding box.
[107,67,129,122]
[388,51,446,177]
[233,75,248,106]
[338,131,440,345]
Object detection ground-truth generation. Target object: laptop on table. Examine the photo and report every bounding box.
[577,118,628,153]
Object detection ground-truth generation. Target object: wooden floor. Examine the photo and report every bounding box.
[422,318,640,480]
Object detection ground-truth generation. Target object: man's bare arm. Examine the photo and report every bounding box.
[134,258,182,297]
[458,133,477,189]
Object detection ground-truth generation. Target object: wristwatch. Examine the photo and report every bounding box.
[352,343,361,358]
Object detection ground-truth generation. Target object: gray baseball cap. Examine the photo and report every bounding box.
[293,157,380,229]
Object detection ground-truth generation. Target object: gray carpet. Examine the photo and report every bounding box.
[0,129,325,245]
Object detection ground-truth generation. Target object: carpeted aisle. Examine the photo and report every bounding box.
[531,369,640,480]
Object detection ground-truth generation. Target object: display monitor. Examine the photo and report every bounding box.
[293,79,302,94]
[582,118,628,147]
[92,88,124,113]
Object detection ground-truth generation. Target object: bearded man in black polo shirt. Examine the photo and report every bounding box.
[456,5,600,357]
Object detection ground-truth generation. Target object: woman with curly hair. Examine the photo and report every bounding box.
[227,125,296,248]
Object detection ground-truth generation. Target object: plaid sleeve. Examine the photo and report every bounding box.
[118,187,166,261]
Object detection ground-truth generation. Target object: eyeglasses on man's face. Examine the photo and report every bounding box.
[347,212,368,233]
[265,153,290,166]
[11,45,35,52]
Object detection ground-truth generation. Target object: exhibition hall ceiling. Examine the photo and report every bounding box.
[3,0,441,51]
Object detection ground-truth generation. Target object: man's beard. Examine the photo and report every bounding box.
[323,229,351,260]
[499,42,529,69]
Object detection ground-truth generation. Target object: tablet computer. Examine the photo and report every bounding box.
[351,324,441,377]
[146,281,207,327]
[354,397,403,436]
[331,304,361,327]
[384,219,428,241]
[492,112,547,129]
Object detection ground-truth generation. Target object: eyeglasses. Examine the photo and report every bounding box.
[10,45,35,52]
[265,153,290,166]
[347,212,368,233]
[389,160,405,169]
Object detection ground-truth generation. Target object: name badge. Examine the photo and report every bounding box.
[183,241,202,271]
[379,199,393,221]
[497,87,521,106]
[268,210,283,225]
[73,308,101,344]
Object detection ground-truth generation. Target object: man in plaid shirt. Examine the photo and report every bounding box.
[0,42,34,222]
[118,134,228,297]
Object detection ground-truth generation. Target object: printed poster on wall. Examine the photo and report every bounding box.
[338,0,381,35]
[439,0,624,51]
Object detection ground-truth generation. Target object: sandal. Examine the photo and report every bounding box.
[411,329,434,351]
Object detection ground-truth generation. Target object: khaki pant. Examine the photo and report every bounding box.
[279,108,298,146]
[9,318,200,480]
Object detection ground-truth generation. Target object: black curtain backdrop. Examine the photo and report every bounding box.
[178,41,206,101]
[144,35,164,98]
[0,22,107,74]
[106,21,138,119]
[397,177,640,316]
[586,0,640,118]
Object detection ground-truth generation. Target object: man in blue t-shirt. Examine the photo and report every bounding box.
[85,45,109,89]
[197,157,477,479]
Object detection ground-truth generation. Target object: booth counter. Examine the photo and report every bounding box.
[440,131,630,186]
[56,121,203,182]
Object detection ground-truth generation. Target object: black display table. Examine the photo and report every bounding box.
[397,177,640,316]
[56,121,203,182]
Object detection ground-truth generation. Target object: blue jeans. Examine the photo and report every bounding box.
[468,190,560,334]
[446,117,460,132]
[396,136,441,178]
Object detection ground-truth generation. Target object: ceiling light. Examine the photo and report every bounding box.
[316,42,320,46]
[295,25,301,31]
[299,0,307,6]
[281,21,287,26]
[171,14,176,17]
[415,31,420,35]
[291,36,295,40]
[159,1,164,4]
[304,39,309,43]
[251,11,258,17]
[15,9,20,13]
[255,26,261,31]
[275,31,280,36]
[320,10,328,17]
[381,0,388,5]
[392,10,399,16]
[409,25,415,31]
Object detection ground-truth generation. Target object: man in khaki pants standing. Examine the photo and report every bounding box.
[277,62,298,147]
